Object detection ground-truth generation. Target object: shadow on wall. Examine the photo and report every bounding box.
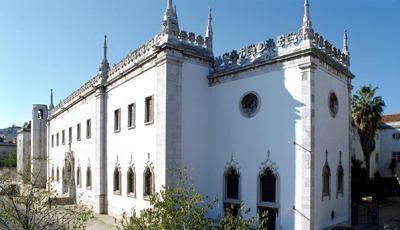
[206,61,304,229]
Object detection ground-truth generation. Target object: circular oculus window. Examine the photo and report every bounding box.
[329,92,338,118]
[240,92,261,118]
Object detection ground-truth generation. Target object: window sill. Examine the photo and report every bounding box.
[114,129,121,133]
[127,193,136,198]
[86,136,91,139]
[128,125,136,130]
[144,120,154,126]
[322,193,331,201]
[143,195,152,201]
[114,191,121,196]
[87,186,92,191]
[224,198,241,204]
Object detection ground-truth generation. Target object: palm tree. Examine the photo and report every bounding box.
[352,85,385,181]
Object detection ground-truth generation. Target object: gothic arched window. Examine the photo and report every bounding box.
[322,164,331,199]
[336,165,344,197]
[77,167,81,188]
[258,168,278,230]
[143,167,154,199]
[86,166,92,190]
[114,167,121,195]
[56,166,59,182]
[224,167,240,216]
[127,167,136,197]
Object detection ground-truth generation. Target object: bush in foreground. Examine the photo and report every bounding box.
[117,170,267,230]
[0,170,93,230]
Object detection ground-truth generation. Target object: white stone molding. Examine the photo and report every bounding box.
[259,150,279,175]
[225,152,240,173]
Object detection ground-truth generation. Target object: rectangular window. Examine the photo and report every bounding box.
[393,152,400,162]
[77,123,81,141]
[51,135,54,148]
[56,133,59,146]
[68,127,72,144]
[128,103,136,129]
[86,119,91,139]
[62,130,65,145]
[144,96,154,124]
[114,109,121,132]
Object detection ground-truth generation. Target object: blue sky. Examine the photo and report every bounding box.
[0,0,399,128]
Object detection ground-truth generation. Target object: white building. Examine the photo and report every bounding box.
[30,0,353,229]
[352,114,400,179]
[378,114,400,177]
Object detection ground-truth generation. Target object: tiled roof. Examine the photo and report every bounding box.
[381,113,400,123]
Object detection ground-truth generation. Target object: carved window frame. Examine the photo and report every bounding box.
[128,103,136,129]
[328,91,339,118]
[144,95,154,125]
[143,166,155,200]
[76,166,82,188]
[336,163,344,198]
[86,165,92,190]
[322,161,331,201]
[239,91,261,118]
[257,151,280,229]
[114,108,121,133]
[127,166,136,198]
[113,166,122,195]
[223,163,241,216]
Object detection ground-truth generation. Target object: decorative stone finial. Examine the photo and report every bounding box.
[167,0,173,10]
[99,34,110,82]
[300,0,313,40]
[205,7,213,51]
[49,89,54,110]
[342,29,350,67]
[103,34,107,60]
[162,0,180,37]
[343,29,349,55]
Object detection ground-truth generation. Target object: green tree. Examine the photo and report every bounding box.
[352,85,385,181]
[0,168,93,229]
[389,158,397,177]
[117,170,265,230]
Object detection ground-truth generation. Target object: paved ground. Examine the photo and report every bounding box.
[354,197,400,230]
[86,213,118,230]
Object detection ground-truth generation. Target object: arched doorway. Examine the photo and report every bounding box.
[62,151,76,200]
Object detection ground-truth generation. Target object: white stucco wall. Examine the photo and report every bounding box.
[48,94,97,206]
[313,66,350,229]
[181,60,210,197]
[105,65,159,216]
[17,130,31,180]
[206,64,303,229]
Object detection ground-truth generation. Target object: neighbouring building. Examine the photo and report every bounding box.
[25,0,354,229]
[16,122,31,181]
[378,114,400,177]
[352,113,400,178]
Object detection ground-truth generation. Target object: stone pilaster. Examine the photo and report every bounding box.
[155,48,183,189]
[299,62,317,230]
[94,86,108,214]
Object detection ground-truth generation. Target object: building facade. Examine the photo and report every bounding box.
[33,0,353,229]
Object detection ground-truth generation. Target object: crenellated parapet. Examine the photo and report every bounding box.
[51,74,101,114]
[176,30,213,51]
[213,39,277,71]
[108,33,164,78]
[212,30,350,75]
[311,32,350,67]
